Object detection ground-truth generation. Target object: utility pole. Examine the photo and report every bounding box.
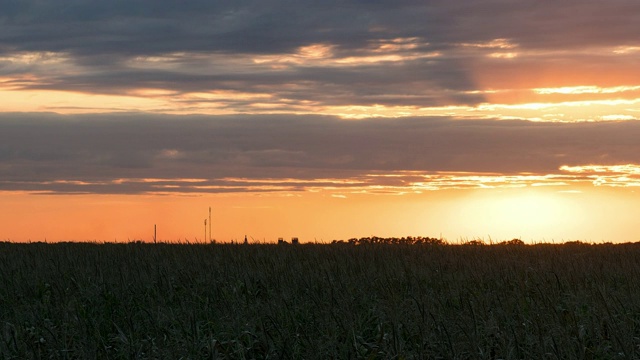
[154,224,157,244]
[209,206,212,243]
[204,219,207,244]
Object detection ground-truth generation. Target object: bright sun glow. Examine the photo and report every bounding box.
[454,189,583,241]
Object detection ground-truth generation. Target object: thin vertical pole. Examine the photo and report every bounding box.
[154,224,157,244]
[204,219,207,244]
[209,207,212,242]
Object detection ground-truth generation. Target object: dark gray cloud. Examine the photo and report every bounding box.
[18,57,485,107]
[1,113,640,194]
[3,0,638,109]
[0,0,407,56]
[2,1,638,56]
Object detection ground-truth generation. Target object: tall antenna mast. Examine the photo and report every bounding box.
[209,206,212,242]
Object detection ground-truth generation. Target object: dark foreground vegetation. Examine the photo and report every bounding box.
[2,240,640,359]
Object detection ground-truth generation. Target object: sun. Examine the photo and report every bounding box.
[454,188,582,242]
[494,191,568,227]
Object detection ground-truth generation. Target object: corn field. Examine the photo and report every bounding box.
[1,241,640,359]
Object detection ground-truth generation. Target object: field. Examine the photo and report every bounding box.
[2,241,640,359]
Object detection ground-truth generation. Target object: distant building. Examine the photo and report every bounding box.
[277,237,299,245]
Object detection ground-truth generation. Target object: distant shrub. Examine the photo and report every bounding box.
[498,238,525,246]
[463,240,485,246]
[332,236,444,246]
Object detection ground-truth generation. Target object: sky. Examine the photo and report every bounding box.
[2,0,640,243]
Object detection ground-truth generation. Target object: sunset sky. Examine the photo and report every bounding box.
[2,1,640,243]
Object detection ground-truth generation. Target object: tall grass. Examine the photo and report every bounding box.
[1,241,640,358]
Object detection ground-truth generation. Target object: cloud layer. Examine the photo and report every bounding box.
[2,113,640,194]
[2,1,640,119]
[2,1,640,195]
[3,1,640,56]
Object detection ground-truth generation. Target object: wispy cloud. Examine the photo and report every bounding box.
[2,1,639,121]
[560,164,640,187]
[2,113,640,194]
[533,85,640,95]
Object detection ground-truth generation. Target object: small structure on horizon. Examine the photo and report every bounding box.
[276,237,299,245]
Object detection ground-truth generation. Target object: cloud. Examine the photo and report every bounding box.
[560,164,640,187]
[2,1,640,117]
[2,2,640,194]
[3,1,638,62]
[2,113,640,194]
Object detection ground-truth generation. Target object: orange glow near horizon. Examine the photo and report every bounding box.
[3,163,640,243]
[2,182,640,244]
